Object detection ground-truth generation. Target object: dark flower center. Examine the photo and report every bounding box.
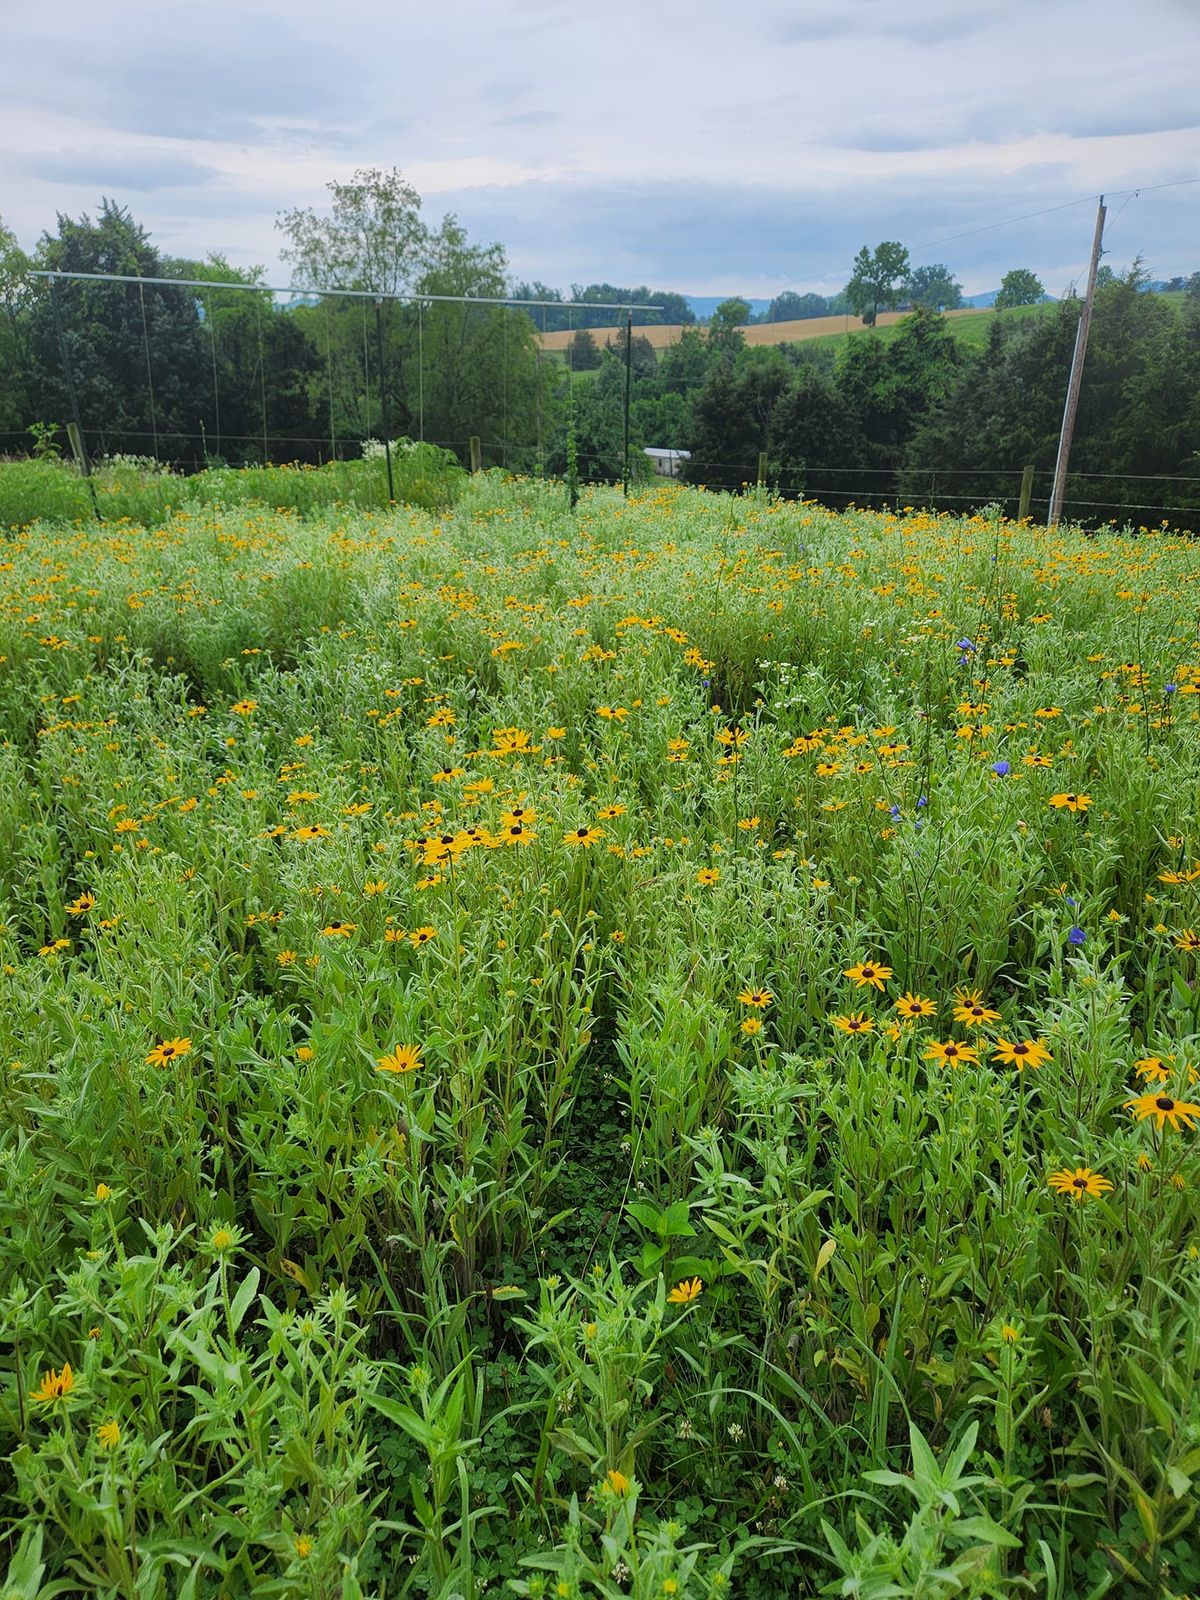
[1157,1097,1175,1111]
[1072,1176,1088,1189]
[1014,1043,1029,1055]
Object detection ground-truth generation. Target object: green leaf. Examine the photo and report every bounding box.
[951,1515,1022,1549]
[228,1268,260,1333]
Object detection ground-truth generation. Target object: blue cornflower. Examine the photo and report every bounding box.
[1067,925,1086,947]
[1164,683,1177,695]
[956,638,974,653]
[917,795,928,808]
[991,761,1011,777]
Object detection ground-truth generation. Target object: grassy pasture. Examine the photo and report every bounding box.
[2,477,1199,1598]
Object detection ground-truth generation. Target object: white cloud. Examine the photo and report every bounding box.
[0,0,1196,292]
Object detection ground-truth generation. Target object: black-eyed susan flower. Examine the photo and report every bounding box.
[31,1364,74,1404]
[97,1419,121,1449]
[696,867,720,886]
[320,921,357,937]
[146,1036,192,1067]
[668,1277,703,1304]
[953,995,1001,1026]
[564,826,605,847]
[738,987,773,1009]
[1174,928,1200,952]
[1048,793,1090,812]
[831,1013,875,1034]
[65,891,95,915]
[895,992,936,1020]
[500,821,537,846]
[924,1039,978,1068]
[992,1038,1052,1070]
[377,1045,423,1075]
[1048,1167,1114,1201]
[844,960,893,992]
[1133,1056,1171,1084]
[1125,1092,1200,1132]
[740,1017,763,1036]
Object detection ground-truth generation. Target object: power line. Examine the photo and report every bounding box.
[767,175,1199,301]
[27,268,662,313]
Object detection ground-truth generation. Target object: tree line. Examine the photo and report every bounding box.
[1,171,1197,527]
[561,267,1200,525]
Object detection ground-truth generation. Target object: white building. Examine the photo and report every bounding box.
[643,448,690,479]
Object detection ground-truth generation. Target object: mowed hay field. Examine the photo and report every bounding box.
[3,477,1200,1599]
[539,306,992,352]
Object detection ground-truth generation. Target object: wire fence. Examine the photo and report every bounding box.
[3,268,1197,532]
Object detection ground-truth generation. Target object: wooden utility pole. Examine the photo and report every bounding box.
[1049,197,1106,526]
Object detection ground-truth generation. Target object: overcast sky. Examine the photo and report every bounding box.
[3,0,1198,299]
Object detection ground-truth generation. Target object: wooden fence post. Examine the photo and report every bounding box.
[469,436,482,474]
[1018,464,1035,522]
[757,450,768,487]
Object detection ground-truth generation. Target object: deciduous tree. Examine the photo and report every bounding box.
[846,242,910,326]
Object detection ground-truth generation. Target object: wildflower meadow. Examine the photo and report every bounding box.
[2,476,1199,1598]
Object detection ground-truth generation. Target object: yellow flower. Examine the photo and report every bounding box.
[953,996,1001,1026]
[210,1227,235,1252]
[894,992,936,1020]
[740,1016,763,1036]
[97,1420,120,1449]
[66,891,96,915]
[844,960,893,992]
[1000,1324,1021,1345]
[294,1536,313,1559]
[277,949,296,966]
[1125,1092,1200,1132]
[992,1038,1052,1070]
[668,1277,703,1304]
[320,921,357,937]
[94,1183,112,1201]
[563,826,605,847]
[363,879,388,896]
[229,699,258,715]
[146,1036,192,1067]
[1048,1166,1114,1201]
[31,1364,74,1404]
[296,1045,315,1062]
[1048,792,1090,813]
[924,1039,979,1068]
[605,1468,630,1495]
[378,1044,423,1075]
[831,1013,875,1034]
[737,987,773,1009]
[696,867,720,886]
